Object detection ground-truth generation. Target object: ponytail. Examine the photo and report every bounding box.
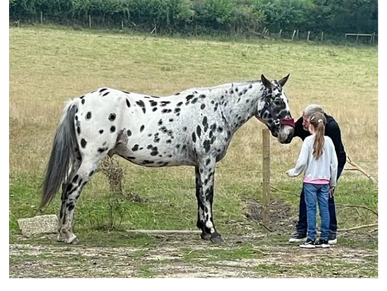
[309,112,327,160]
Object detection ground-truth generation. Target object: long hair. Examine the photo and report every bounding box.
[309,112,327,160]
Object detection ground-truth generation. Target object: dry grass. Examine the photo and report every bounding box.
[9,26,378,187]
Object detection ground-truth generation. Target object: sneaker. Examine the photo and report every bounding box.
[315,239,330,248]
[289,232,307,243]
[328,232,337,245]
[299,238,316,248]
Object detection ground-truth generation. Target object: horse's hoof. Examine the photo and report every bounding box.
[210,234,223,244]
[200,232,211,241]
[70,238,79,245]
[57,233,66,242]
[67,234,78,244]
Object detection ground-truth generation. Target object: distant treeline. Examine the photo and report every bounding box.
[9,0,378,41]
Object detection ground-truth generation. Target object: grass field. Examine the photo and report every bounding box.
[9,25,378,278]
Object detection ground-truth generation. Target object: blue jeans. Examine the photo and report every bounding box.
[296,167,344,235]
[303,183,330,240]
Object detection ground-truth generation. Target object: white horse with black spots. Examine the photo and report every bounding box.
[41,74,295,244]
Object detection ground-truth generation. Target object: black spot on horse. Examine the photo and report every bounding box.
[77,127,81,135]
[132,144,139,151]
[108,113,116,121]
[81,139,87,148]
[177,102,183,107]
[136,100,146,114]
[140,125,145,132]
[174,108,181,114]
[99,88,108,93]
[81,99,85,105]
[126,99,131,108]
[192,132,197,143]
[186,94,194,102]
[142,160,155,165]
[176,144,181,149]
[127,130,132,136]
[72,175,79,183]
[205,159,211,166]
[166,139,172,143]
[183,127,187,132]
[196,125,202,138]
[102,91,110,97]
[160,101,171,106]
[202,116,208,132]
[162,109,172,113]
[203,140,210,153]
[191,98,198,104]
[99,129,104,134]
[169,118,174,122]
[150,147,159,156]
[86,112,92,120]
[89,171,95,177]
[160,126,168,134]
[98,147,108,153]
[122,90,130,94]
[67,203,75,211]
[110,126,116,133]
[152,107,158,112]
[158,119,163,126]
[200,104,206,110]
[150,100,158,107]
[217,127,223,133]
[199,94,206,98]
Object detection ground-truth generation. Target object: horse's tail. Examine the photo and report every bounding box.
[40,100,79,210]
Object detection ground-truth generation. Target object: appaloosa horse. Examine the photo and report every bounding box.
[41,74,295,244]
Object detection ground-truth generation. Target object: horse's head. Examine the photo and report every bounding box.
[256,74,295,144]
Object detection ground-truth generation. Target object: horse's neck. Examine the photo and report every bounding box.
[218,82,263,132]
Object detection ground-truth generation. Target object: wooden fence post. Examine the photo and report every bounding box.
[307,31,310,41]
[89,15,92,28]
[40,11,43,24]
[278,29,282,39]
[262,129,270,227]
[291,30,296,41]
[321,31,324,42]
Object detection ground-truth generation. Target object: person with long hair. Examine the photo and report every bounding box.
[286,112,338,248]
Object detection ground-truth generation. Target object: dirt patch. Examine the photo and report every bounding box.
[9,198,377,278]
[9,232,378,278]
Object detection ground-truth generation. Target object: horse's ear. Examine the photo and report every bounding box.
[261,74,274,89]
[278,74,290,87]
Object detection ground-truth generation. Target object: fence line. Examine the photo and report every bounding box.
[13,12,379,45]
[345,32,378,44]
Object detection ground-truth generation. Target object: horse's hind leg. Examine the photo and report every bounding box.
[58,148,82,241]
[57,159,99,244]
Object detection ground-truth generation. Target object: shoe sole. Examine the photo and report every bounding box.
[315,245,330,248]
[289,238,307,243]
[328,239,337,245]
[299,245,315,249]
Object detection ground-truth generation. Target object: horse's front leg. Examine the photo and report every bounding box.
[195,160,223,243]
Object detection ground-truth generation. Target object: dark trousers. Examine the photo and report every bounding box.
[296,167,344,234]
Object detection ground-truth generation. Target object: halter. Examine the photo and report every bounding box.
[257,101,295,131]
